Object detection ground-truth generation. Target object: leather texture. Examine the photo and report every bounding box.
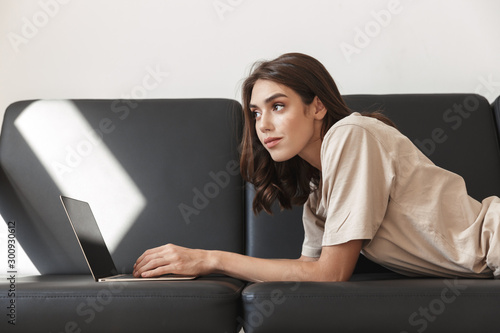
[0,99,244,275]
[0,275,244,333]
[492,95,500,140]
[242,276,500,333]
[245,184,305,260]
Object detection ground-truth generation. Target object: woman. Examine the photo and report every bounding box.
[133,53,500,282]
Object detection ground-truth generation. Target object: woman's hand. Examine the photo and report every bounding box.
[133,243,213,278]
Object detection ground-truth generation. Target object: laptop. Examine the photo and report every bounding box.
[60,195,196,282]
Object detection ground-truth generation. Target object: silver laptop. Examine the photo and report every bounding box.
[60,195,196,282]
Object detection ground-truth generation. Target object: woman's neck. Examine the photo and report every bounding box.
[298,137,322,171]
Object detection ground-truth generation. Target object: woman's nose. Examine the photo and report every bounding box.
[259,112,273,132]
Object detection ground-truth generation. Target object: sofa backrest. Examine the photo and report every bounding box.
[0,99,244,275]
[3,95,499,276]
[245,94,500,273]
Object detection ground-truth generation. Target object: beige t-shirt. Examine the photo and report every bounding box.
[302,112,500,278]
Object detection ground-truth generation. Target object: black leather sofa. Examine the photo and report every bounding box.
[1,94,500,333]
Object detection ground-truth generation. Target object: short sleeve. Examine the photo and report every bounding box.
[320,123,395,247]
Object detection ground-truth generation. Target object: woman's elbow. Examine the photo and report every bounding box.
[306,263,353,282]
[313,272,352,282]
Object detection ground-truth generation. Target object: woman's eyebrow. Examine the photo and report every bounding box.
[249,93,288,109]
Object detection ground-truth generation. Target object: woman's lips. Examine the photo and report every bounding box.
[264,137,282,148]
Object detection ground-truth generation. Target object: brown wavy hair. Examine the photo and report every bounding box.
[240,53,395,214]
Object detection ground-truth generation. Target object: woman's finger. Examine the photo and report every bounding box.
[141,265,172,278]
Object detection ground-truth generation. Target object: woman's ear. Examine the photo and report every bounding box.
[313,96,327,120]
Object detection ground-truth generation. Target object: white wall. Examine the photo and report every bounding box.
[1,0,500,130]
[1,0,500,275]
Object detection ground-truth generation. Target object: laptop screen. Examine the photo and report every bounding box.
[60,196,118,280]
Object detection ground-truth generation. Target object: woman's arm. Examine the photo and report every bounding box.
[133,240,362,282]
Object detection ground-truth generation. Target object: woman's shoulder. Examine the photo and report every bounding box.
[328,112,396,135]
[322,112,401,152]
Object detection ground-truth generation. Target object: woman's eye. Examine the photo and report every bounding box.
[273,104,284,111]
[252,110,261,119]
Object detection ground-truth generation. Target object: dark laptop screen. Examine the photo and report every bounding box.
[60,196,118,280]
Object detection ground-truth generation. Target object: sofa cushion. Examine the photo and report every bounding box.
[0,99,244,275]
[241,277,500,333]
[0,274,244,333]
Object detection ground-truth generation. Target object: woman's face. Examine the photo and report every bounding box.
[249,79,321,162]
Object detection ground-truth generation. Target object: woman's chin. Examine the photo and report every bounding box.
[269,152,295,162]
